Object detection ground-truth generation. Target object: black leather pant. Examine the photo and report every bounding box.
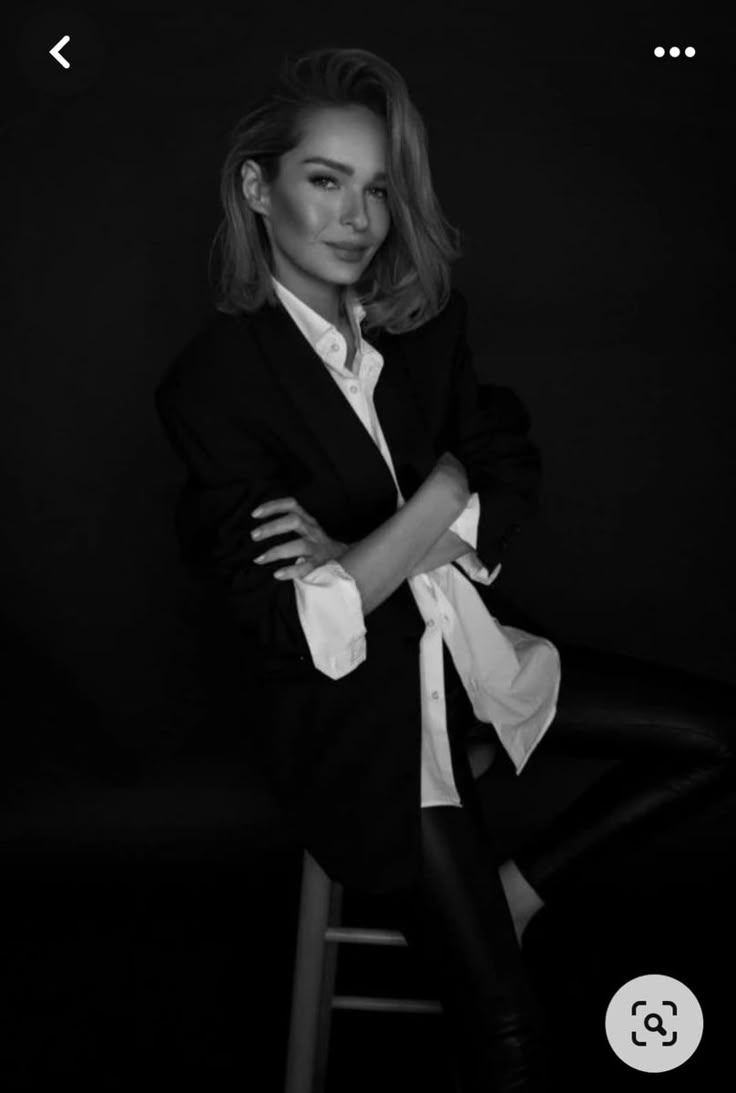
[390,638,736,1092]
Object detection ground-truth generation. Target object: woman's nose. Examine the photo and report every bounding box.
[342,196,369,227]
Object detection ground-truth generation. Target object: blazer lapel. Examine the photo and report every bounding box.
[246,299,438,512]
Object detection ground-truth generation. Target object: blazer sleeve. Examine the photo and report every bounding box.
[442,291,542,573]
[155,383,366,679]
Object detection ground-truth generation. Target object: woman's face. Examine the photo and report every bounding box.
[242,105,392,322]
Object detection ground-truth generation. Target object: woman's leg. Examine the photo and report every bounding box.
[506,643,736,903]
[388,672,556,1092]
[395,804,555,1092]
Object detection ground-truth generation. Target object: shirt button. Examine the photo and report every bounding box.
[427,619,435,627]
[331,342,339,352]
[431,691,440,700]
[349,384,358,394]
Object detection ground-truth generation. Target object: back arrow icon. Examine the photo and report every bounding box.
[49,35,71,69]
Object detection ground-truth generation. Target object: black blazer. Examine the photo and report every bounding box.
[155,287,541,894]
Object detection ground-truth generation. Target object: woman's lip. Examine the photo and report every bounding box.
[326,243,368,255]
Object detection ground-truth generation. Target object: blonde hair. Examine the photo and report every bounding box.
[211,46,464,336]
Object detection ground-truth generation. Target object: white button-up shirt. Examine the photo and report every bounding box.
[270,275,560,806]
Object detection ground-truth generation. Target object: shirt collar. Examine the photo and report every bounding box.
[269,273,366,354]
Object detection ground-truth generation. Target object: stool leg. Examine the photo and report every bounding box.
[313,878,343,1093]
[284,854,333,1093]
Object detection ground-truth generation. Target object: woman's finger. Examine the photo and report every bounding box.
[252,497,316,523]
[251,498,295,517]
[273,558,315,580]
[251,513,310,542]
[253,537,310,566]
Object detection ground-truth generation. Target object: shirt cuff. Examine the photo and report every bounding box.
[448,491,481,548]
[453,555,502,586]
[293,560,367,679]
[447,492,501,585]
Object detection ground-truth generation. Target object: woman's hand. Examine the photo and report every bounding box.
[250,497,350,580]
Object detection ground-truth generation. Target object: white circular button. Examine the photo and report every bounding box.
[431,691,440,700]
[605,974,703,1072]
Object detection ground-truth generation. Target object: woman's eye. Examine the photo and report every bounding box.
[310,175,337,189]
[309,175,388,200]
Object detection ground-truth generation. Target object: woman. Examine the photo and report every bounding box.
[155,47,736,1091]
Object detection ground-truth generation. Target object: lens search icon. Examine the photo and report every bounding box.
[605,973,703,1072]
[633,1002,677,1045]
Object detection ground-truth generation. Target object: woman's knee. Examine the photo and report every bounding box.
[556,645,736,768]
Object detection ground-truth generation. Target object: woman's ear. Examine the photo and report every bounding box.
[241,159,270,217]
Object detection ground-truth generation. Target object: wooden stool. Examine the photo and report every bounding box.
[283,731,497,1093]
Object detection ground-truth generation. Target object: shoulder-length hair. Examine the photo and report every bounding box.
[211,46,464,337]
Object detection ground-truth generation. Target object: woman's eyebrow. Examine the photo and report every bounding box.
[301,155,387,182]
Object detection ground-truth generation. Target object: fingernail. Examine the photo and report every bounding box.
[251,507,262,517]
[274,570,285,579]
[253,555,264,563]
